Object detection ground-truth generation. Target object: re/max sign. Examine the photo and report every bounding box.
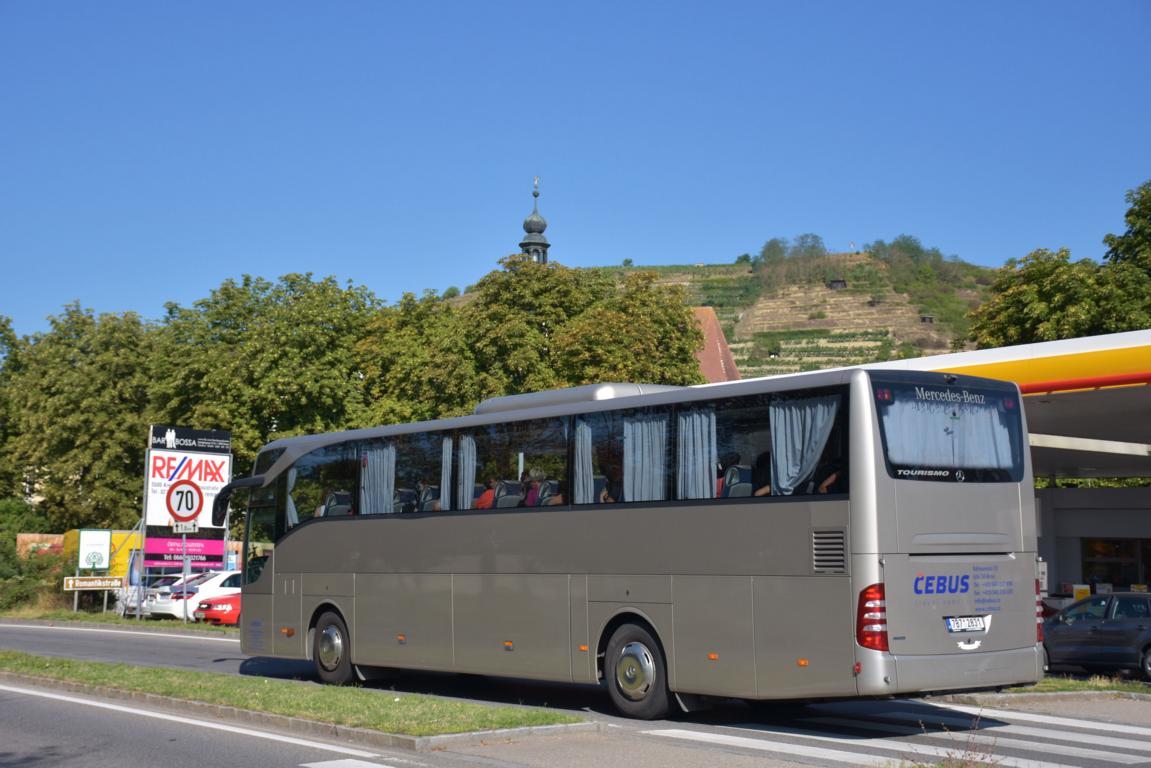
[150,455,228,483]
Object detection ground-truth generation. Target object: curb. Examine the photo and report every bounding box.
[936,690,1151,705]
[0,670,600,752]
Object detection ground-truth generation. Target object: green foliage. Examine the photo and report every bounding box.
[358,291,483,425]
[866,234,992,334]
[461,255,617,395]
[1103,179,1151,273]
[152,274,381,473]
[0,497,63,610]
[968,248,1151,348]
[442,285,460,300]
[2,306,154,529]
[553,272,704,386]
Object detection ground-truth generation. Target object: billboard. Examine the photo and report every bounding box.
[144,426,232,570]
[144,427,232,529]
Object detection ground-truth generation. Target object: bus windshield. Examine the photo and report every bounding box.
[873,378,1025,482]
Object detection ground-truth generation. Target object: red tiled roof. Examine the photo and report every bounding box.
[693,307,740,383]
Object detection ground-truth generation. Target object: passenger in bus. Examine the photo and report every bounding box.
[313,487,332,517]
[474,477,497,510]
[816,459,844,494]
[596,445,623,503]
[752,451,773,496]
[523,468,546,506]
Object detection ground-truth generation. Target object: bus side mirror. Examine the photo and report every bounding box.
[212,475,266,526]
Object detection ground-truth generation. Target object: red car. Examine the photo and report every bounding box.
[193,594,241,626]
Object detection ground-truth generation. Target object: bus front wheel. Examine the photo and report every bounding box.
[314,611,354,685]
[604,623,670,720]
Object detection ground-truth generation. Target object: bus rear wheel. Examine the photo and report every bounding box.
[314,610,354,685]
[604,623,670,720]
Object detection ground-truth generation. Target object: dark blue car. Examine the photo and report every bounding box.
[1044,592,1151,679]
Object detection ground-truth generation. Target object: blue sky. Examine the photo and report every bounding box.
[1,1,1148,337]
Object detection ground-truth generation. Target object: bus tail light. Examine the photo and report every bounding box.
[875,388,893,404]
[857,583,889,652]
[1035,579,1044,643]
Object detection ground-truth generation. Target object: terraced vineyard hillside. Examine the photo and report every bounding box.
[641,253,973,379]
[730,281,953,377]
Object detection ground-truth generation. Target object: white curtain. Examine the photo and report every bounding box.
[439,436,453,511]
[457,435,476,510]
[573,418,595,504]
[285,467,299,527]
[677,407,717,499]
[624,412,668,502]
[882,400,1014,469]
[360,443,396,514]
[770,395,839,495]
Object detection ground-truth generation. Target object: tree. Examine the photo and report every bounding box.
[553,272,705,386]
[0,316,20,496]
[967,249,1151,348]
[1103,179,1151,273]
[460,255,616,396]
[357,291,484,425]
[3,305,154,530]
[789,233,827,261]
[151,274,380,473]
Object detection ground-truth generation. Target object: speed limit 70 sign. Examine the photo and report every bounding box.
[166,479,203,522]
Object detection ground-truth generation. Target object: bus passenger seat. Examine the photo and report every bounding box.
[494,480,524,508]
[394,488,417,514]
[723,465,752,497]
[419,485,440,512]
[536,479,559,505]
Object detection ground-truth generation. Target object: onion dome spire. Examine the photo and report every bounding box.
[519,176,550,263]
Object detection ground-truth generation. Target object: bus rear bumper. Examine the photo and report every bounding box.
[857,646,1043,696]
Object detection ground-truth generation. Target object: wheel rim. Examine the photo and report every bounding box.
[317,624,345,671]
[615,641,656,701]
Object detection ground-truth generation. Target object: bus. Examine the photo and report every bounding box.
[213,367,1044,719]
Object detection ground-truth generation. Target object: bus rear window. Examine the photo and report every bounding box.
[874,381,1024,482]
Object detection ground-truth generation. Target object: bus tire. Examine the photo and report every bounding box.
[604,623,670,720]
[314,610,354,685]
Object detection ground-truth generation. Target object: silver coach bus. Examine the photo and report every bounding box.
[213,367,1043,718]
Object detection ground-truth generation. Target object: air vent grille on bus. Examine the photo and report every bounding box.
[813,529,847,573]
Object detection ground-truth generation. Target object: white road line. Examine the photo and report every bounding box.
[644,728,894,766]
[0,683,378,758]
[0,623,239,643]
[710,722,1082,768]
[946,703,1151,737]
[881,710,1151,753]
[301,761,394,768]
[804,716,1147,765]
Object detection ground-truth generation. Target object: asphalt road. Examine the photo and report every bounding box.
[5,621,1151,768]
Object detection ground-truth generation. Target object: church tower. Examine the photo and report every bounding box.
[519,177,550,264]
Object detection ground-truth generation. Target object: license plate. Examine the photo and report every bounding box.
[946,615,986,633]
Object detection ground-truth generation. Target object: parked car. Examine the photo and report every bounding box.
[194,593,241,626]
[1044,592,1151,678]
[147,571,242,620]
[117,574,195,617]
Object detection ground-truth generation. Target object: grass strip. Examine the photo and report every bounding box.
[0,650,580,736]
[2,608,238,633]
[1012,673,1151,695]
